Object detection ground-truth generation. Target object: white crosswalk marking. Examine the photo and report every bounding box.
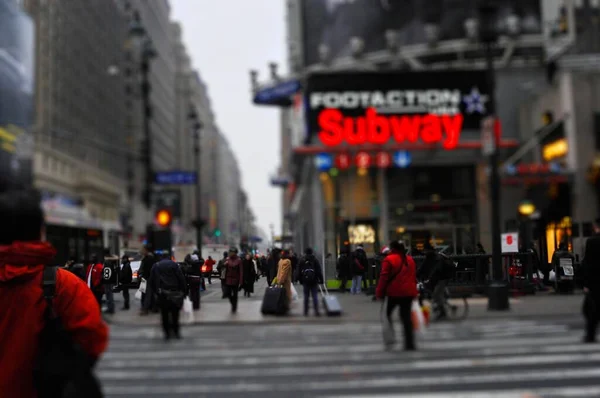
[98,318,593,398]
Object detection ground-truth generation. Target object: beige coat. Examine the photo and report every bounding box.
[275,258,293,304]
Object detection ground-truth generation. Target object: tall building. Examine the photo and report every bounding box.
[171,21,197,244]
[23,0,129,261]
[127,0,176,172]
[216,133,242,246]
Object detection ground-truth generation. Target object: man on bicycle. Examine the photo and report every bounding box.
[417,242,453,320]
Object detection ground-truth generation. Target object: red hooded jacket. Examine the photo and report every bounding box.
[376,250,418,299]
[0,242,109,397]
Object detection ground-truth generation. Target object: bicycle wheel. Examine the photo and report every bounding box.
[445,296,469,320]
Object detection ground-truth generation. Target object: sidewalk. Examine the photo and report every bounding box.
[105,278,585,326]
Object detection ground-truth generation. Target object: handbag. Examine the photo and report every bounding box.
[159,289,185,308]
[139,278,147,294]
[182,297,194,324]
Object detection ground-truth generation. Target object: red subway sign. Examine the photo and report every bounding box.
[305,70,491,150]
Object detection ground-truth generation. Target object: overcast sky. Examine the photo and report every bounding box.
[171,1,285,236]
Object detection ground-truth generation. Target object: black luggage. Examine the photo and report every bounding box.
[261,285,288,315]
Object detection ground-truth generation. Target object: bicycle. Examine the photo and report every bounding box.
[417,281,469,321]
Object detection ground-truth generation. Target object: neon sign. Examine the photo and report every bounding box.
[317,108,463,149]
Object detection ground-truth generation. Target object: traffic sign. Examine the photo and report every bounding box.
[335,153,350,170]
[375,152,391,168]
[355,151,372,168]
[501,232,519,253]
[315,153,333,171]
[393,151,412,168]
[155,171,197,185]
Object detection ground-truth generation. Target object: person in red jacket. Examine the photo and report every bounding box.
[376,240,418,351]
[0,188,109,397]
[87,254,104,306]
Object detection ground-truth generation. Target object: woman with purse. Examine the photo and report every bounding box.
[375,240,418,351]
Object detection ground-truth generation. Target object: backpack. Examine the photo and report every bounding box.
[301,259,317,284]
[34,267,103,398]
[120,261,133,285]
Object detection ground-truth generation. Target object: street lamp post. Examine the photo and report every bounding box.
[189,107,203,257]
[480,1,510,311]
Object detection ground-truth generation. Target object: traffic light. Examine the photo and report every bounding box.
[155,209,172,227]
[214,228,221,237]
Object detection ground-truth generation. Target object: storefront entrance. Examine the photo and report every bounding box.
[391,224,477,255]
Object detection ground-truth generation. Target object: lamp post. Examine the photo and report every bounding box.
[128,12,156,210]
[189,106,203,257]
[479,1,509,311]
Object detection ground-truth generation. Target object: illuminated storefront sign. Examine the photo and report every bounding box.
[304,70,490,150]
[542,138,568,162]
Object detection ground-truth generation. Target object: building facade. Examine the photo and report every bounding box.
[254,0,600,265]
[23,0,129,261]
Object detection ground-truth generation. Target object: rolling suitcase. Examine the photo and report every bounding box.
[319,285,342,316]
[261,285,288,315]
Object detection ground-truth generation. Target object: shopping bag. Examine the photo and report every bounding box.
[139,278,147,294]
[134,289,142,301]
[380,298,396,346]
[291,283,298,301]
[411,299,427,334]
[182,297,194,325]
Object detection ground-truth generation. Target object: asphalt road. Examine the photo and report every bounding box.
[97,315,600,398]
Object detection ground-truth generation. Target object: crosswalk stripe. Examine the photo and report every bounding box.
[97,342,600,370]
[320,386,600,398]
[102,368,600,395]
[97,351,600,381]
[101,334,582,360]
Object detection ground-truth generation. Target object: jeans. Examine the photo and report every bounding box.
[226,285,239,312]
[303,284,320,315]
[351,275,363,294]
[433,279,448,317]
[104,284,115,313]
[189,281,201,310]
[159,300,180,339]
[122,286,130,309]
[386,296,415,350]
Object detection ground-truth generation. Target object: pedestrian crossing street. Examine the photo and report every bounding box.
[98,317,600,398]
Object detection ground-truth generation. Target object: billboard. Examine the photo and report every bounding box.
[304,70,490,150]
[301,0,542,68]
[0,0,35,189]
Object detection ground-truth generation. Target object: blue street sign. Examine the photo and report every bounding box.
[504,164,517,175]
[154,171,197,185]
[393,151,412,168]
[315,153,333,171]
[549,162,562,173]
[253,80,301,106]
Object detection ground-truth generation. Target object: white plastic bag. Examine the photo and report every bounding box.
[182,297,194,325]
[411,299,427,336]
[291,283,298,301]
[134,289,142,301]
[549,270,556,282]
[139,278,147,293]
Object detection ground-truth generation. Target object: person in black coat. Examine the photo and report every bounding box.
[242,253,257,297]
[148,254,187,340]
[583,219,600,342]
[337,248,351,293]
[138,245,155,315]
[120,254,133,310]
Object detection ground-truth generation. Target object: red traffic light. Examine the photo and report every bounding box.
[155,209,172,227]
